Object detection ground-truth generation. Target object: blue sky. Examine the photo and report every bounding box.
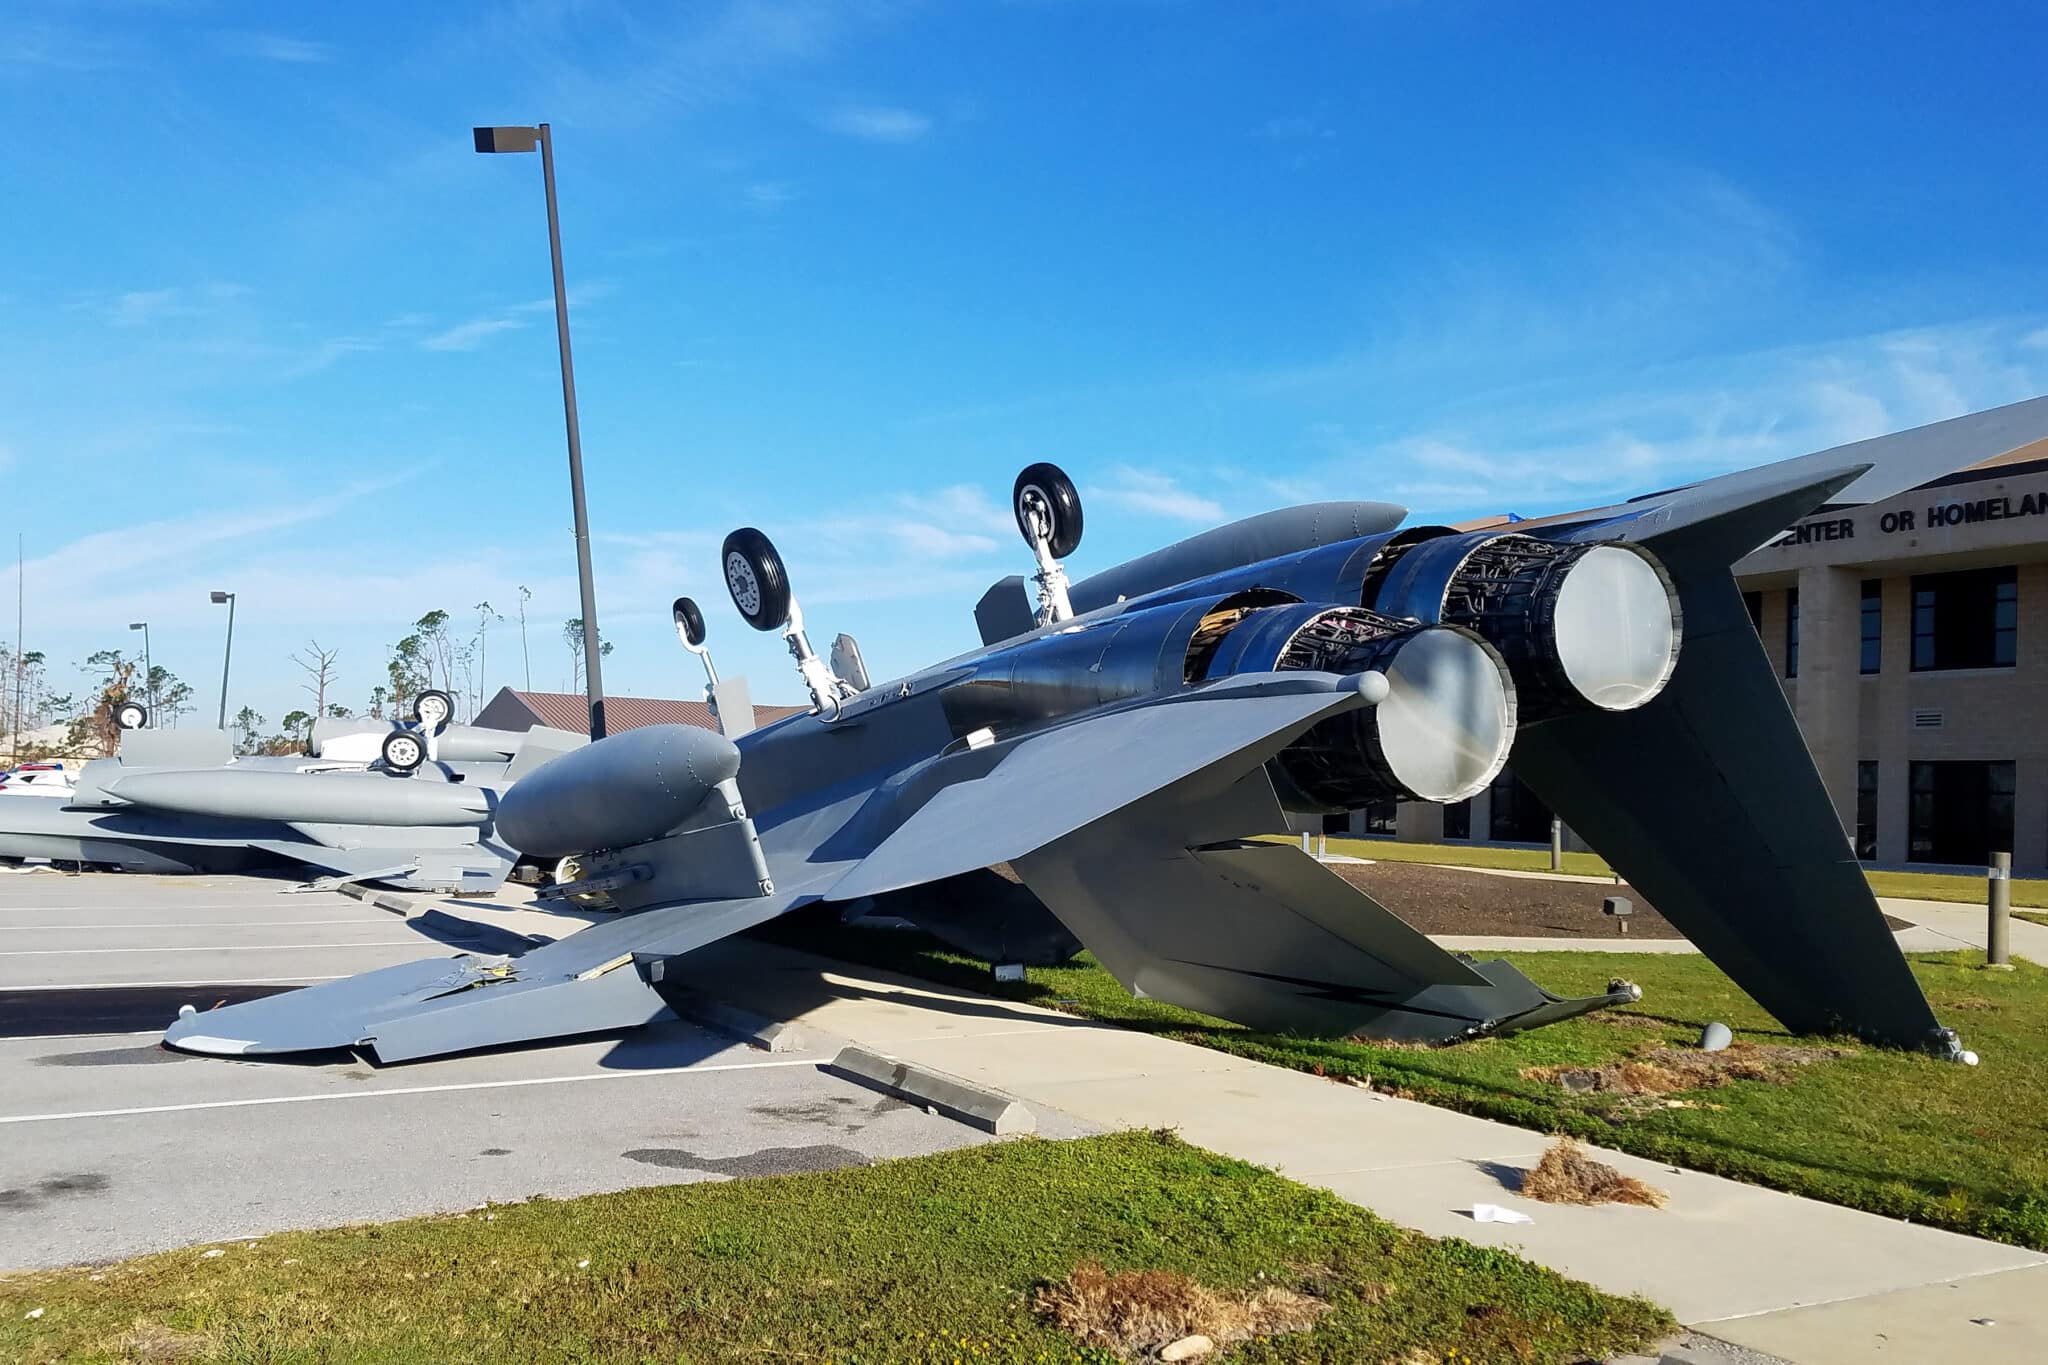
[3,1,2045,719]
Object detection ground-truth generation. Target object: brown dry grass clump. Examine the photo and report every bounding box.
[1034,1261,1329,1360]
[117,1321,211,1362]
[1521,1138,1668,1208]
[1521,1042,1847,1096]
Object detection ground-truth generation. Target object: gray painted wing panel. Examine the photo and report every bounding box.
[1546,394,2048,545]
[825,677,1367,902]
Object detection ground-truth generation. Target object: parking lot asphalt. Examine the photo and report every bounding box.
[0,869,1088,1270]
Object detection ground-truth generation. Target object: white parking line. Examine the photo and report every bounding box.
[0,904,350,914]
[0,942,424,956]
[9,919,389,931]
[0,1056,826,1125]
[2,976,349,990]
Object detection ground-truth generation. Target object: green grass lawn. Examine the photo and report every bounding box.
[1294,835,2048,908]
[766,919,2048,1253]
[0,1132,1668,1365]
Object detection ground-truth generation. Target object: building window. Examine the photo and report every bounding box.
[1442,799,1471,841]
[1908,760,2016,865]
[1785,588,1800,678]
[1360,800,1396,836]
[1911,566,2018,671]
[1855,761,1878,861]
[1859,580,1882,674]
[1488,770,1553,843]
[1743,591,1764,637]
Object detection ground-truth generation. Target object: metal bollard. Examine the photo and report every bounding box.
[1549,817,1563,872]
[1988,851,2012,968]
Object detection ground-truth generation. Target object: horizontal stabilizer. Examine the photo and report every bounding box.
[165,880,810,1062]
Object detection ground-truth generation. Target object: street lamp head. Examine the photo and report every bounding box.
[474,125,541,154]
[210,591,232,605]
[129,622,146,630]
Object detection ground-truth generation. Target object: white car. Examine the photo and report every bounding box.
[0,764,75,798]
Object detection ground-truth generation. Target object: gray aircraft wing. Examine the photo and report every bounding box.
[826,670,1383,901]
[1536,393,2048,548]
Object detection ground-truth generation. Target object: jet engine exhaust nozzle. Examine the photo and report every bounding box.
[1260,609,1518,811]
[1379,534,1683,721]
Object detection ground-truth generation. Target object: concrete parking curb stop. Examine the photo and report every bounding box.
[658,988,805,1053]
[334,883,415,917]
[827,1045,1036,1135]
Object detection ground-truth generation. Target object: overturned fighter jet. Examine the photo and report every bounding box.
[168,396,2048,1062]
[0,692,583,892]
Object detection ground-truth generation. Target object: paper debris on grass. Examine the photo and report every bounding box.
[1470,1203,1534,1224]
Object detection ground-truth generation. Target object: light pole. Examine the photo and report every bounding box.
[474,122,607,739]
[210,591,236,731]
[127,621,151,726]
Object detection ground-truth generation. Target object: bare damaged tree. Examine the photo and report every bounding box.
[290,640,341,719]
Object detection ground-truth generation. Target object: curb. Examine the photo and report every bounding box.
[826,1045,1035,1135]
[334,883,416,917]
[639,961,804,1052]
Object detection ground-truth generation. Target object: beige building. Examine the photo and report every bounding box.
[1349,449,2048,873]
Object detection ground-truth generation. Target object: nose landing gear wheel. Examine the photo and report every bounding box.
[1013,462,1084,558]
[114,701,149,731]
[381,730,426,774]
[673,596,707,647]
[412,689,454,730]
[722,527,792,632]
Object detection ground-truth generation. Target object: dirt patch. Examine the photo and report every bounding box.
[1522,1043,1850,1096]
[1330,862,1685,938]
[1035,1261,1329,1361]
[1327,861,1912,939]
[1520,1138,1667,1208]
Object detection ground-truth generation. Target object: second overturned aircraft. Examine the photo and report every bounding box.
[169,396,2048,1063]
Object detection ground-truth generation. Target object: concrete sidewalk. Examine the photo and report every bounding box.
[656,936,2046,1365]
[1430,893,2048,960]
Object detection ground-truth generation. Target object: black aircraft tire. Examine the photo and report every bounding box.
[1013,462,1084,558]
[114,701,150,731]
[382,730,427,774]
[673,595,707,647]
[722,528,792,632]
[411,689,455,729]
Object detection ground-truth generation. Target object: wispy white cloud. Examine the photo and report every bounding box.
[1095,467,1224,523]
[110,289,182,327]
[217,32,336,64]
[823,104,932,143]
[476,0,894,132]
[743,180,797,211]
[420,317,526,351]
[0,22,132,71]
[1303,319,2048,519]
